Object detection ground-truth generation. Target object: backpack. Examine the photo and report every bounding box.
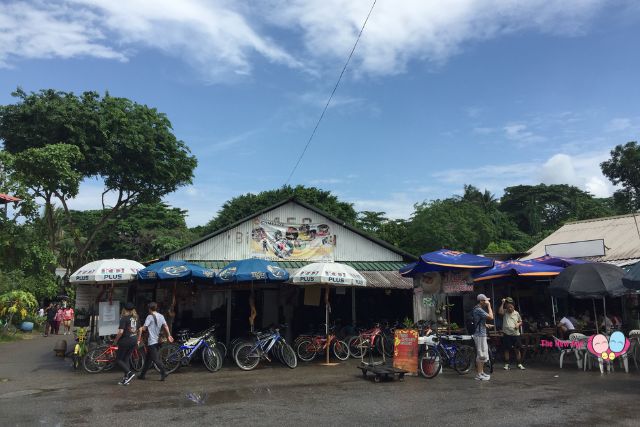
[465,308,477,335]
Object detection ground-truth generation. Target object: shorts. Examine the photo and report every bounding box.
[503,334,521,350]
[473,336,488,362]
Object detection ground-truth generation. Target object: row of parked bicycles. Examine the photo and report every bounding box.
[75,319,491,378]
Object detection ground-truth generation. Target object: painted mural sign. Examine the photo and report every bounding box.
[251,218,335,261]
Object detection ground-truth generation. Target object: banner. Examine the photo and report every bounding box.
[251,219,335,261]
[393,329,419,375]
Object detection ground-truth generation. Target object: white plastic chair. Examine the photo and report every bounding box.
[553,336,576,369]
[569,333,588,370]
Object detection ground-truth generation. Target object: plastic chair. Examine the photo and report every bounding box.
[629,330,640,371]
[568,333,588,370]
[553,336,576,369]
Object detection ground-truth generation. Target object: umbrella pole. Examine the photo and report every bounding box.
[226,290,232,348]
[551,296,556,326]
[602,297,607,330]
[593,298,599,334]
[249,282,256,333]
[325,285,330,364]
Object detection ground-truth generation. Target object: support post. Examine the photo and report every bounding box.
[351,287,356,326]
[226,289,232,347]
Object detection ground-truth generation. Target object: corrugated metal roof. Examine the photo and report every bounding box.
[359,271,413,289]
[525,214,640,263]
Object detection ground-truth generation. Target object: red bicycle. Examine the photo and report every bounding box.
[82,343,152,374]
[348,323,394,358]
[295,329,350,362]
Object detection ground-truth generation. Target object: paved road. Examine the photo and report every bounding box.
[1,334,638,426]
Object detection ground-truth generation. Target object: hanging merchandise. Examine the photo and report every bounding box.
[442,271,474,293]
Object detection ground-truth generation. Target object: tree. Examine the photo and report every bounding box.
[0,290,38,330]
[67,202,196,262]
[357,211,388,234]
[0,88,198,270]
[499,184,614,236]
[401,198,498,255]
[462,185,498,213]
[202,185,358,235]
[601,141,640,212]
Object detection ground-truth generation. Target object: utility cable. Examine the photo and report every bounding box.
[284,0,377,185]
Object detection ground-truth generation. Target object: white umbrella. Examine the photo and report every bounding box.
[292,262,367,363]
[70,259,146,284]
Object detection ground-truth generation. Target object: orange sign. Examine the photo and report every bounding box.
[393,329,419,375]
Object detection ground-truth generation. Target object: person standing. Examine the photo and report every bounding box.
[53,304,63,335]
[62,304,74,335]
[44,303,56,337]
[472,294,494,381]
[498,297,525,370]
[137,302,173,381]
[114,302,139,386]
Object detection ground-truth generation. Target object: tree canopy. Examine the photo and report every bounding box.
[0,88,197,270]
[601,141,640,212]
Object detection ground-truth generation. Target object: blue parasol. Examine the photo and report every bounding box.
[529,255,589,268]
[473,259,564,282]
[137,260,216,282]
[400,249,494,277]
[215,258,289,284]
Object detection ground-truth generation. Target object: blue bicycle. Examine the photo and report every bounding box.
[234,325,297,370]
[161,325,224,373]
[419,332,474,379]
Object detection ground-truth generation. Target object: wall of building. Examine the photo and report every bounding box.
[169,201,403,262]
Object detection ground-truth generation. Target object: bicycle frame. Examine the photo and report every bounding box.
[359,326,382,346]
[250,330,282,357]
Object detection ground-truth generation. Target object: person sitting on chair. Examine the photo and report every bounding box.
[557,315,576,339]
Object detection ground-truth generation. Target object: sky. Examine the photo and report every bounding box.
[1,0,639,227]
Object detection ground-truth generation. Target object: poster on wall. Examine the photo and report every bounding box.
[250,218,335,261]
[98,301,120,336]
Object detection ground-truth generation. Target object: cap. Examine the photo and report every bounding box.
[124,302,135,310]
[477,293,490,302]
[505,297,515,304]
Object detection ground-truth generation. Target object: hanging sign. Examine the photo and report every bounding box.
[393,329,419,375]
[251,218,335,261]
[442,271,473,293]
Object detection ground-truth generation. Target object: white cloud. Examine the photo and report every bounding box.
[308,178,343,185]
[0,0,611,80]
[266,0,607,76]
[503,123,546,144]
[606,117,632,132]
[351,192,415,219]
[540,152,615,197]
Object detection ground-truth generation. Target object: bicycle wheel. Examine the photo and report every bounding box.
[453,345,474,374]
[130,348,145,373]
[216,342,228,359]
[332,340,350,361]
[234,343,260,371]
[203,347,223,372]
[376,334,394,358]
[296,339,317,362]
[281,343,297,369]
[419,348,441,379]
[160,343,183,374]
[349,336,366,358]
[83,346,109,373]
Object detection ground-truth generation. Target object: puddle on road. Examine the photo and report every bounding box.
[0,389,43,399]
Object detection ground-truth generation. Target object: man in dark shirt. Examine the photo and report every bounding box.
[114,302,139,385]
[44,303,56,337]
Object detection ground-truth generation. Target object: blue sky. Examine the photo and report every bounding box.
[1,1,639,226]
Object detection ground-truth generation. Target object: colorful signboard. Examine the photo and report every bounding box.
[393,329,419,375]
[251,219,335,261]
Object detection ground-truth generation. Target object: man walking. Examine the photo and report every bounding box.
[137,302,173,381]
[472,294,494,381]
[499,297,525,370]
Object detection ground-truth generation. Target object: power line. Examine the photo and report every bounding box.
[284,0,377,186]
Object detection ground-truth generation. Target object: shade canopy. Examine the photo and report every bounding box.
[622,262,640,291]
[215,258,289,284]
[549,263,626,298]
[530,255,589,268]
[70,259,145,284]
[473,259,564,282]
[400,249,494,277]
[137,260,216,283]
[291,262,367,287]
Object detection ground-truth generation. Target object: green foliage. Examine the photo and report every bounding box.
[67,202,196,262]
[0,290,38,325]
[0,88,197,270]
[499,184,615,236]
[202,185,358,235]
[601,141,640,212]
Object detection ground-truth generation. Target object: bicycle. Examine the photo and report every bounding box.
[419,332,475,379]
[348,323,392,358]
[296,327,350,362]
[83,343,118,373]
[177,328,227,359]
[234,325,297,371]
[72,328,88,370]
[160,325,224,374]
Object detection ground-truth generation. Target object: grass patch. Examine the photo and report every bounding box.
[0,334,21,343]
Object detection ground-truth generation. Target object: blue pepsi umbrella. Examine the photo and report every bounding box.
[473,259,564,282]
[400,249,494,277]
[216,258,289,284]
[530,255,589,268]
[137,260,216,282]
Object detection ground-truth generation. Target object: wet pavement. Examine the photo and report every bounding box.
[1,334,639,426]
